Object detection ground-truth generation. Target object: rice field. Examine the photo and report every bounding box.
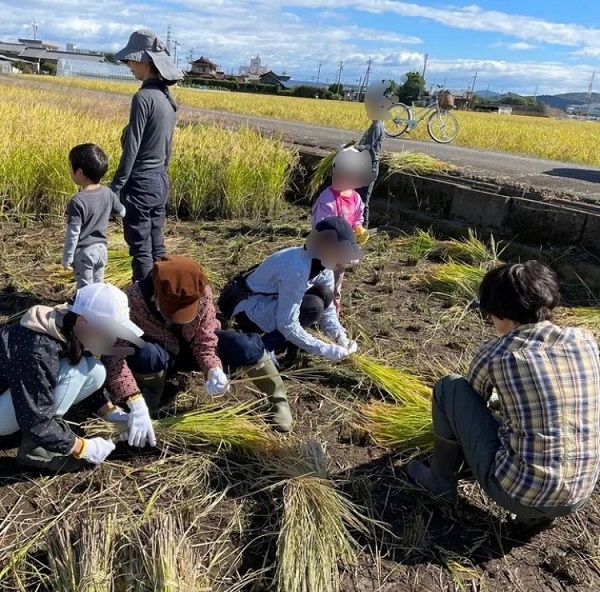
[36,75,600,167]
[0,82,297,220]
[3,80,600,592]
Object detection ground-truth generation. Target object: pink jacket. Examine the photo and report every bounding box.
[312,187,364,229]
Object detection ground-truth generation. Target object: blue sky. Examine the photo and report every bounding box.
[2,1,600,94]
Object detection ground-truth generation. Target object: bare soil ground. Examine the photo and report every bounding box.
[1,203,600,591]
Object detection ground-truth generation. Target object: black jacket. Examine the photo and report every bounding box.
[0,307,107,454]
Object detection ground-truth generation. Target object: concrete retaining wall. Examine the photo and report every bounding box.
[294,148,600,256]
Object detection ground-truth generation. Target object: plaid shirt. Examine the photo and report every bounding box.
[467,321,600,507]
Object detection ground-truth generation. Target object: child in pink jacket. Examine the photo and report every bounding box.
[312,185,368,313]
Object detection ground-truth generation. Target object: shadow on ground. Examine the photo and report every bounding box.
[544,168,600,184]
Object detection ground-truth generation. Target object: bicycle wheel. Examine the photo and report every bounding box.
[384,104,412,138]
[427,110,459,143]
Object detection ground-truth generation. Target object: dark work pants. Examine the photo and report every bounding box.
[126,330,265,377]
[121,170,169,282]
[235,284,333,353]
[433,374,587,520]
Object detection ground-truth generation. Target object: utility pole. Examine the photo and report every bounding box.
[587,71,596,117]
[422,53,429,80]
[533,83,539,103]
[173,40,180,66]
[31,20,38,40]
[166,25,172,55]
[469,70,478,109]
[363,57,372,96]
[335,59,343,93]
[316,61,322,84]
[188,48,194,66]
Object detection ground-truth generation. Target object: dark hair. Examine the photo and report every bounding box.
[61,311,84,365]
[479,261,560,324]
[68,143,109,184]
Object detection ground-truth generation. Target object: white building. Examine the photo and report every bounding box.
[238,54,269,80]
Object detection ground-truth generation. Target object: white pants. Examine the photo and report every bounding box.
[0,356,106,436]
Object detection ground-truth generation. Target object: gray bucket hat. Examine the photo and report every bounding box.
[115,29,184,85]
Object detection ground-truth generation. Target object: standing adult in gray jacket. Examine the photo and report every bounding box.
[111,29,184,282]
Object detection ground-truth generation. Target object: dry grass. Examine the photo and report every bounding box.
[429,230,501,265]
[379,151,455,180]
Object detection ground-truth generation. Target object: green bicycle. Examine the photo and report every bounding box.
[384,87,460,144]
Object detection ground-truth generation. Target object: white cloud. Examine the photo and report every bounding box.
[0,0,598,94]
[506,42,538,51]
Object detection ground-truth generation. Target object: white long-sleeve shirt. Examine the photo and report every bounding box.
[233,247,347,356]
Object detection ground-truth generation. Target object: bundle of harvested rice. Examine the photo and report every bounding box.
[417,262,486,303]
[355,400,433,453]
[395,228,437,262]
[46,516,115,592]
[263,439,369,592]
[134,514,206,592]
[429,229,499,265]
[351,355,431,405]
[86,401,278,454]
[379,151,455,180]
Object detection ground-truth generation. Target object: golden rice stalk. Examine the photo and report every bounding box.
[307,141,355,198]
[429,229,499,265]
[265,440,369,592]
[46,516,115,592]
[395,228,437,261]
[351,355,431,405]
[417,262,486,303]
[379,151,455,179]
[354,401,433,453]
[86,401,278,454]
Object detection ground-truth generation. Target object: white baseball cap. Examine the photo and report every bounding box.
[69,283,145,347]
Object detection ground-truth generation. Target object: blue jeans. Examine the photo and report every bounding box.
[0,357,106,436]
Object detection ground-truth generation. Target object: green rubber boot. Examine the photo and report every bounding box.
[17,434,87,474]
[130,369,166,412]
[244,352,293,432]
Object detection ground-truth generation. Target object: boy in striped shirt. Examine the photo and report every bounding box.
[408,261,600,529]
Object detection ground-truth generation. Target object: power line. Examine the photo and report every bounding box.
[316,61,322,84]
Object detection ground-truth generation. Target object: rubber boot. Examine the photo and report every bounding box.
[244,352,293,432]
[407,435,463,504]
[17,434,87,473]
[130,369,166,412]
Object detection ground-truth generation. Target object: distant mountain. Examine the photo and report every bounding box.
[474,89,500,99]
[536,95,575,110]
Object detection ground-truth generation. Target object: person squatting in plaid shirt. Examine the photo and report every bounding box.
[408,261,600,529]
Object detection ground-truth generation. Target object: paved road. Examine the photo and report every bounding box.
[9,77,600,201]
[185,105,600,202]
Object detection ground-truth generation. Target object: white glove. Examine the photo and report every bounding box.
[337,335,358,354]
[322,344,351,362]
[79,438,115,464]
[102,406,129,423]
[126,396,157,448]
[206,367,229,396]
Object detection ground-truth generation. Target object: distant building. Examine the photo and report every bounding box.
[190,56,221,77]
[0,38,104,73]
[259,70,290,88]
[239,54,269,80]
